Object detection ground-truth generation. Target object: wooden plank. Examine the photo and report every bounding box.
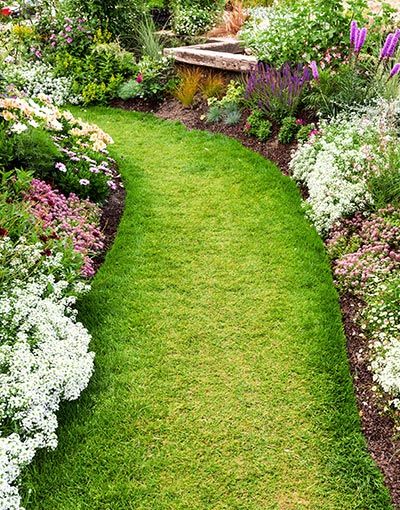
[164,47,257,72]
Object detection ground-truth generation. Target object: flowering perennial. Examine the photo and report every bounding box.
[0,243,94,510]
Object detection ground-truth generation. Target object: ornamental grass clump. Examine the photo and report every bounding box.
[245,62,311,123]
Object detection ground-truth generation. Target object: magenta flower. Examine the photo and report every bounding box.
[389,62,400,79]
[354,27,367,53]
[381,33,394,59]
[387,29,400,58]
[136,73,143,84]
[310,61,319,80]
[350,20,358,47]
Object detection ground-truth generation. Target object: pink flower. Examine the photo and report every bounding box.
[310,61,319,80]
[66,37,73,44]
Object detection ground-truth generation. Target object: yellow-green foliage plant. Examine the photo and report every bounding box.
[173,67,203,107]
[200,72,226,99]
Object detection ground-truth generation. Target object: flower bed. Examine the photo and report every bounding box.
[0,93,118,510]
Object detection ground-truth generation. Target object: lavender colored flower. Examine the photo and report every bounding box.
[381,33,394,59]
[310,61,319,80]
[387,29,400,58]
[389,62,400,79]
[55,162,67,173]
[79,179,90,186]
[66,37,73,44]
[245,62,311,120]
[350,20,358,47]
[354,27,367,53]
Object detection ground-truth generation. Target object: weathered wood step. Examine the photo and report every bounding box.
[164,39,257,72]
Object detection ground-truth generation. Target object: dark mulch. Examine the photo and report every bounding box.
[93,183,126,273]
[342,294,400,506]
[104,96,400,508]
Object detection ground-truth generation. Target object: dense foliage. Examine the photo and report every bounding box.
[239,0,394,66]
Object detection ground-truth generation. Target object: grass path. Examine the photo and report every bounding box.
[24,108,391,509]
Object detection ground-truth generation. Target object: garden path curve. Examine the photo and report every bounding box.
[25,108,391,509]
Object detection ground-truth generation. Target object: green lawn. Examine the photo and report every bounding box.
[23,108,391,509]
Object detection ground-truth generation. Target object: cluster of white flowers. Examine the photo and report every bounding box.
[289,103,397,234]
[0,240,94,509]
[363,274,400,407]
[2,61,80,106]
[173,4,218,37]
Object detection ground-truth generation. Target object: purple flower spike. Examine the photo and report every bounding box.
[310,61,319,80]
[387,29,400,58]
[355,27,367,53]
[381,33,394,59]
[389,62,400,79]
[350,20,358,48]
[350,20,358,47]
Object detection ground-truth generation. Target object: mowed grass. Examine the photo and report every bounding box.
[23,108,392,509]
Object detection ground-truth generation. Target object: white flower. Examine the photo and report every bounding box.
[9,123,28,134]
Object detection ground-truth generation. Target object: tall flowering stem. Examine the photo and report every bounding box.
[350,20,358,48]
[381,33,394,60]
[389,62,400,80]
[310,61,319,80]
[245,62,311,120]
[354,27,367,54]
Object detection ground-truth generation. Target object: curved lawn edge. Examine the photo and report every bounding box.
[23,107,392,509]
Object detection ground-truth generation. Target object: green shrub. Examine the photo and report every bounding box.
[246,110,272,141]
[52,41,135,104]
[118,56,175,101]
[13,128,61,175]
[296,123,315,142]
[304,65,378,118]
[65,0,146,48]
[278,116,298,144]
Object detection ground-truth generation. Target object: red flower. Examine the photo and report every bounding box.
[136,73,143,84]
[0,7,12,16]
[0,227,9,237]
